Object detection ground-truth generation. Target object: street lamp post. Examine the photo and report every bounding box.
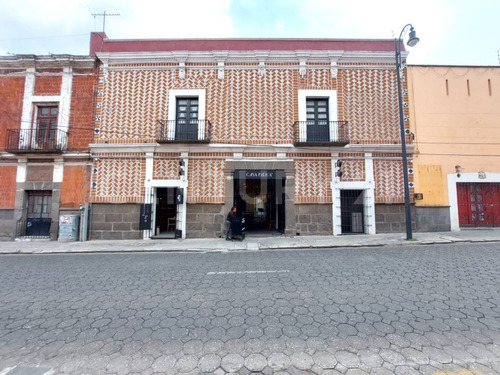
[395,24,419,240]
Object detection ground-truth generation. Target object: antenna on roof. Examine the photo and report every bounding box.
[497,50,500,65]
[91,10,120,33]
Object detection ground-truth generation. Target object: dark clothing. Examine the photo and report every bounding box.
[226,210,238,240]
[226,211,238,223]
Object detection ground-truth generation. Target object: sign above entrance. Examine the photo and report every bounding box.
[235,170,284,180]
[246,171,275,178]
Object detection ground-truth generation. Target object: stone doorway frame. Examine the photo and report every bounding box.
[224,160,296,236]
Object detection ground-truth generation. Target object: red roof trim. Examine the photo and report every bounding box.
[90,34,397,55]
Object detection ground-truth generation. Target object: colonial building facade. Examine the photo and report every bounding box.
[408,65,500,231]
[89,33,415,240]
[0,55,97,240]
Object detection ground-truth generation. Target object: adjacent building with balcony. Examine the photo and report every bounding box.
[0,55,97,240]
[89,33,415,240]
[407,65,500,231]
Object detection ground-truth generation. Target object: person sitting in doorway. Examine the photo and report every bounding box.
[225,206,238,240]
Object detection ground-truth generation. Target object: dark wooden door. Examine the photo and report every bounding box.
[176,98,199,140]
[306,99,329,142]
[36,106,58,149]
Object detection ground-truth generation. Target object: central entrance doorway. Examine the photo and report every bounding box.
[340,190,365,234]
[154,187,177,238]
[234,170,285,234]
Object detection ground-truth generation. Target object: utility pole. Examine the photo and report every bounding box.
[91,10,120,33]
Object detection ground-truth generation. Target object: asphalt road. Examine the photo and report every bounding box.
[1,243,500,375]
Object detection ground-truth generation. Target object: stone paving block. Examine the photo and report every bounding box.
[244,353,267,372]
[268,352,291,370]
[221,354,244,373]
[290,352,313,370]
[151,355,176,372]
[335,350,360,368]
[198,354,221,372]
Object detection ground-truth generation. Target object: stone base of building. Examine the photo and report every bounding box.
[375,204,417,233]
[90,203,142,240]
[0,209,14,241]
[187,204,226,238]
[415,206,451,232]
[295,204,333,236]
[376,204,451,233]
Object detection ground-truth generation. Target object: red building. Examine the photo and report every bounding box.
[0,55,97,240]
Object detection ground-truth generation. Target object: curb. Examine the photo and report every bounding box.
[1,236,498,255]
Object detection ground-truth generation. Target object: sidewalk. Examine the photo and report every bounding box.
[1,228,500,254]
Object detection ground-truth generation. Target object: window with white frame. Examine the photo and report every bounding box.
[168,89,206,141]
[298,90,338,142]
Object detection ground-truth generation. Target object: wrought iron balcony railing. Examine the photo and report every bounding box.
[157,120,211,143]
[6,129,68,153]
[292,121,349,147]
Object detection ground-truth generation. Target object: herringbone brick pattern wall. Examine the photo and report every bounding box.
[294,159,332,203]
[341,159,366,181]
[153,159,180,180]
[92,157,145,202]
[187,159,225,203]
[341,69,400,144]
[95,67,296,144]
[92,61,407,205]
[374,159,405,203]
[304,68,335,89]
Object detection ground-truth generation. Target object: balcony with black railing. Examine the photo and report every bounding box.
[292,121,349,147]
[157,120,211,143]
[6,129,68,153]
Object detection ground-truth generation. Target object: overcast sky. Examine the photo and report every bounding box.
[1,0,499,66]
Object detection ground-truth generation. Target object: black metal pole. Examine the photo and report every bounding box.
[395,35,413,240]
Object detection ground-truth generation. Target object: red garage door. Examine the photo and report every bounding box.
[457,183,500,227]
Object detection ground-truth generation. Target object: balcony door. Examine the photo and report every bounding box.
[36,106,58,150]
[176,98,199,140]
[306,98,329,142]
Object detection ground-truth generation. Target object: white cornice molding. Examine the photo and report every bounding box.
[0,55,96,70]
[88,142,416,156]
[96,50,406,68]
[346,144,415,154]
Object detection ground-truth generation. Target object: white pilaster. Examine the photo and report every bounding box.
[16,159,28,183]
[53,158,64,183]
[20,68,35,132]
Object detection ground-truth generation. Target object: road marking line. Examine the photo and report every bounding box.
[207,270,289,275]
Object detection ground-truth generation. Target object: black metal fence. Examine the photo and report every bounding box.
[156,120,211,143]
[6,129,68,153]
[16,218,51,238]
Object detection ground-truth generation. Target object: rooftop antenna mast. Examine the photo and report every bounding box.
[91,10,120,33]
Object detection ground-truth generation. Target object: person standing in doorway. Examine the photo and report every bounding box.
[225,206,237,240]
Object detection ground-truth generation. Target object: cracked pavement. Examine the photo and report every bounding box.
[1,243,500,374]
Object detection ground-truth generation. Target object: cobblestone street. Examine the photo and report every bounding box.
[1,243,500,374]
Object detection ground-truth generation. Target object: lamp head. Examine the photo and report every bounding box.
[407,27,419,47]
